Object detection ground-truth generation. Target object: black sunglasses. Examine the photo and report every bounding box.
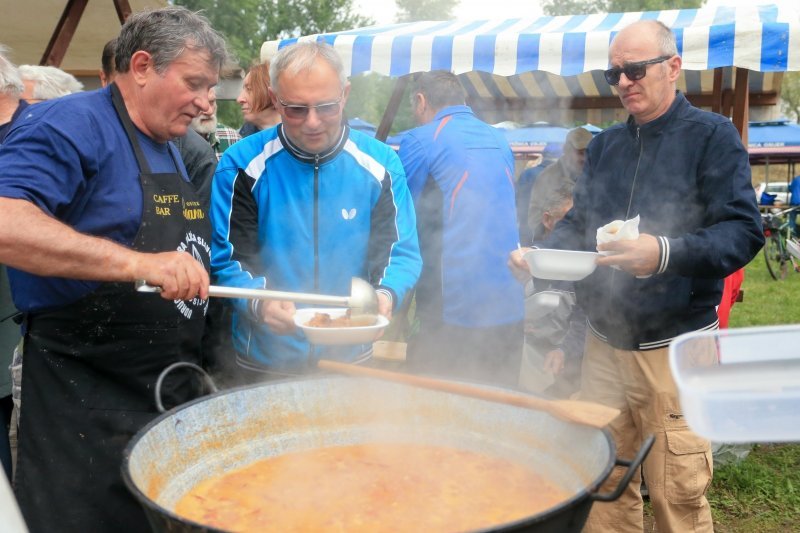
[277,91,344,120]
[603,55,672,86]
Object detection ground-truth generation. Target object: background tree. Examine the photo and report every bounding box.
[542,0,705,16]
[175,0,372,127]
[345,0,461,135]
[395,0,458,22]
[781,72,800,123]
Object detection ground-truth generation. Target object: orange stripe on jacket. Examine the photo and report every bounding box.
[505,167,514,188]
[433,115,452,141]
[449,171,469,219]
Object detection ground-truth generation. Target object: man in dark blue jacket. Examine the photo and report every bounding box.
[399,71,524,387]
[511,20,762,533]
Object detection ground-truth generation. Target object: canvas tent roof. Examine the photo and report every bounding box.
[0,0,165,75]
[262,4,800,128]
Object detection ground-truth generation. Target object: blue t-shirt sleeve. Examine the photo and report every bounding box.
[0,119,90,217]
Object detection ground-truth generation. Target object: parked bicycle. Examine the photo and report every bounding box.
[761,206,800,280]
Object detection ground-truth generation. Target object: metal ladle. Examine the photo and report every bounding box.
[135,277,379,316]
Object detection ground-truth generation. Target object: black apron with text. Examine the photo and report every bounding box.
[14,83,211,533]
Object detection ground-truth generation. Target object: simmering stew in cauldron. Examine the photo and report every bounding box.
[174,442,570,531]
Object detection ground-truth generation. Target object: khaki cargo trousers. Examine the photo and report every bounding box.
[580,332,714,533]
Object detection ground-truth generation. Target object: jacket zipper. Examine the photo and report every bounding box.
[313,154,320,292]
[609,127,645,302]
[626,127,644,219]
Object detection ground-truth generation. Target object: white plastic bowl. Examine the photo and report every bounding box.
[523,249,600,281]
[294,308,388,346]
[669,325,800,443]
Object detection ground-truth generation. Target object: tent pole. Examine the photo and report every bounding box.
[40,0,88,67]
[712,68,723,115]
[376,75,411,142]
[113,0,133,23]
[732,67,750,145]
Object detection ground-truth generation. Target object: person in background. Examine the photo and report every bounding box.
[509,20,762,532]
[191,87,241,160]
[101,36,217,208]
[18,64,83,102]
[0,45,26,483]
[237,61,280,137]
[527,127,592,242]
[517,182,586,398]
[0,7,227,530]
[210,41,421,381]
[788,174,800,236]
[398,70,523,387]
[515,145,557,244]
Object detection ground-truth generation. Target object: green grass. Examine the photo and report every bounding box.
[728,254,800,327]
[655,256,800,532]
[709,444,800,532]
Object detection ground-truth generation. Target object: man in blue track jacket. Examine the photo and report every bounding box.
[210,42,421,378]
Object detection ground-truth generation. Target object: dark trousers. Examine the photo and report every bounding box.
[0,394,11,481]
[406,319,524,389]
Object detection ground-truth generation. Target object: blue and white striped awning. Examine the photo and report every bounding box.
[261,4,800,79]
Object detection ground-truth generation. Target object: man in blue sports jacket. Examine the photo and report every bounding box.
[210,42,421,379]
[398,71,524,387]
[510,20,763,533]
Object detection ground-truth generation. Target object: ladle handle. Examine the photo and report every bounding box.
[135,280,350,307]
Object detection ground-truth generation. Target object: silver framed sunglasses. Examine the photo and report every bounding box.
[277,91,344,119]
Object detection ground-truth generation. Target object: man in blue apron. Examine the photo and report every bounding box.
[0,7,229,532]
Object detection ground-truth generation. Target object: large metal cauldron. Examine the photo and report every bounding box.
[122,373,651,533]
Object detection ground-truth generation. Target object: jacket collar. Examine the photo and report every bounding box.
[625,91,687,138]
[278,123,349,164]
[433,105,473,122]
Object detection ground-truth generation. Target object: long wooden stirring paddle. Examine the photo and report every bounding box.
[318,359,619,429]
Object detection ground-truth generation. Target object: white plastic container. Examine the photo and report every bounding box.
[669,325,800,442]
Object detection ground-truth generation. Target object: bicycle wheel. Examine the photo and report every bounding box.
[764,235,788,280]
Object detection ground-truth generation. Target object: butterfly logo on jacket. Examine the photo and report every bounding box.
[341,208,357,220]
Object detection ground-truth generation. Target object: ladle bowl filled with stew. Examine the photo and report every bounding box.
[123,375,649,532]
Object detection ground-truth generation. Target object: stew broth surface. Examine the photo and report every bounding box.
[174,442,570,532]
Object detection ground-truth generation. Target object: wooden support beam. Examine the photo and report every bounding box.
[376,75,411,142]
[40,0,89,67]
[113,0,133,23]
[712,67,723,115]
[466,91,776,113]
[732,68,750,144]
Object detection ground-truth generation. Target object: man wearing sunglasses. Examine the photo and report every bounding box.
[209,42,421,381]
[509,20,762,533]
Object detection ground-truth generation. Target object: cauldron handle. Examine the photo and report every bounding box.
[591,434,655,502]
[155,362,219,413]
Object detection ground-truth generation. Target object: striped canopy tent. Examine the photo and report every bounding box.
[262,4,800,146]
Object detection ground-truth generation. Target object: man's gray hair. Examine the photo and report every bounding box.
[115,6,230,74]
[269,42,347,93]
[411,70,465,111]
[652,20,679,57]
[19,65,83,100]
[0,45,24,97]
[542,182,575,215]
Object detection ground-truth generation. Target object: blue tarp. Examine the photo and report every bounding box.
[748,119,800,149]
[348,117,377,135]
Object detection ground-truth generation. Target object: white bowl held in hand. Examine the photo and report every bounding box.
[523,249,600,281]
[294,308,389,345]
